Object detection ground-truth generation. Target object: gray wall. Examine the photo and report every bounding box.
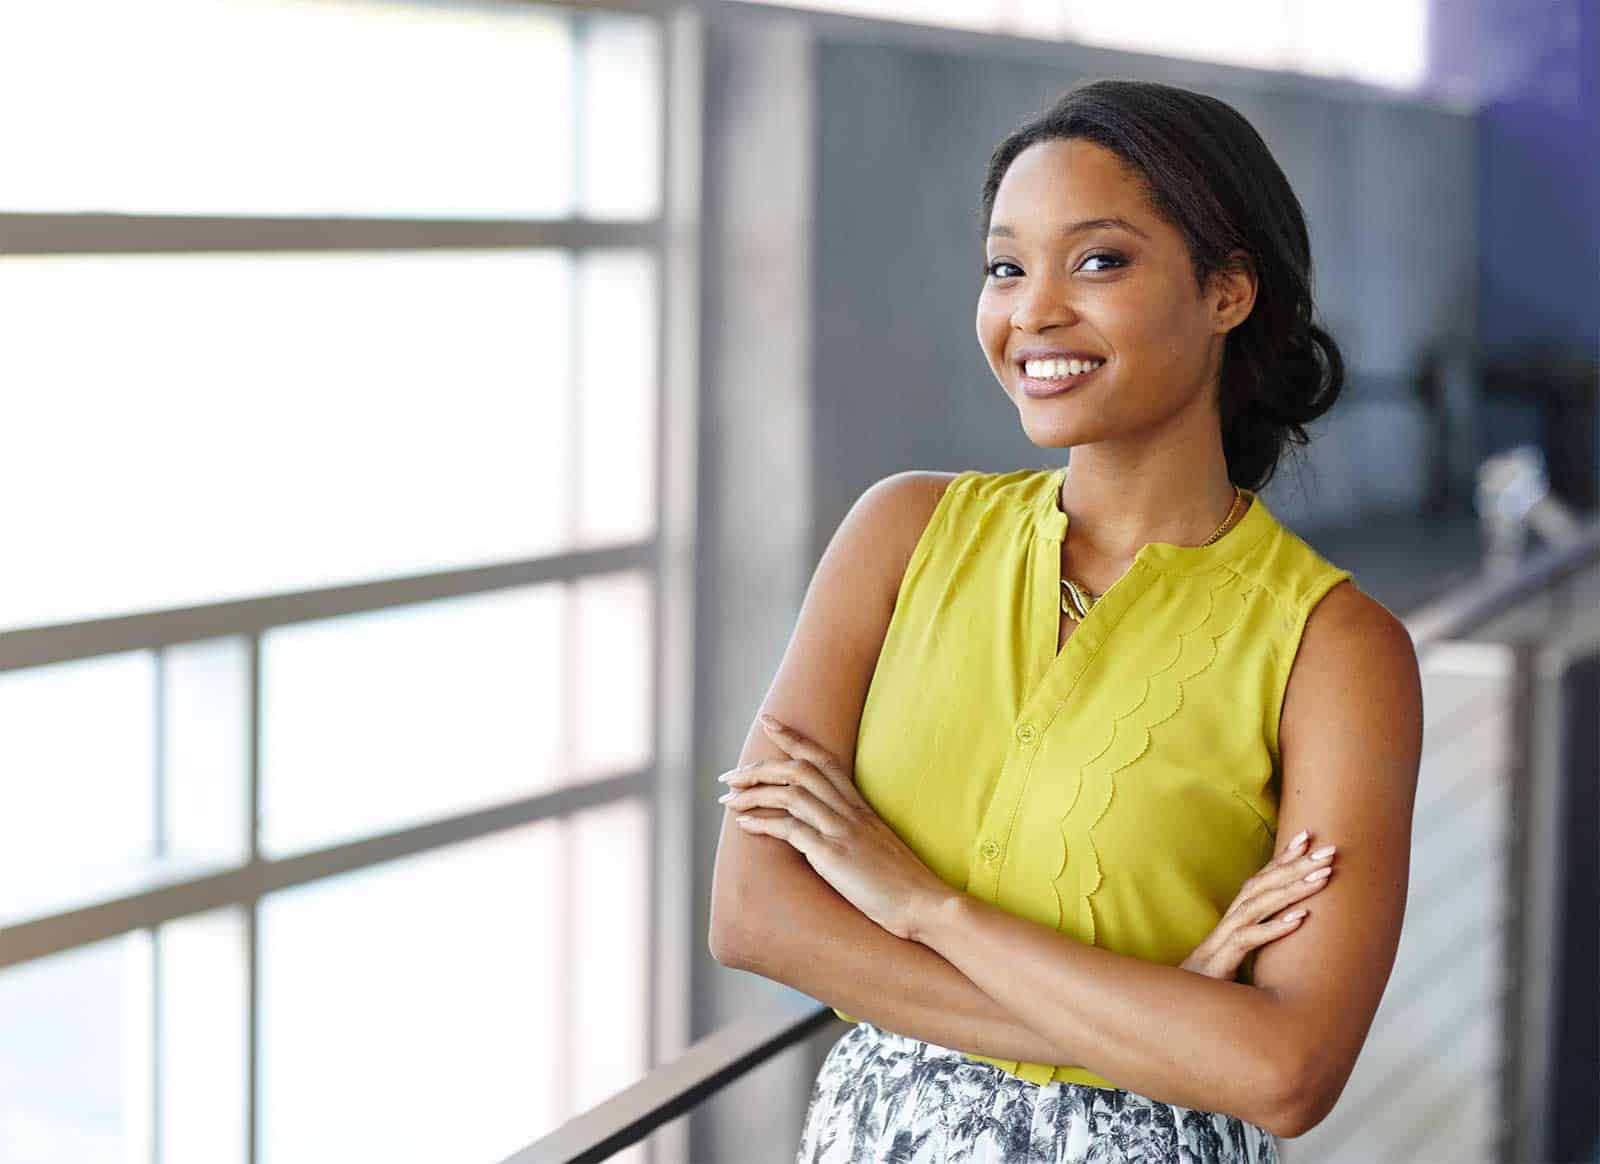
[689,15,829,1164]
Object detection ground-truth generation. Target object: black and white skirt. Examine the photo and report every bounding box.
[796,1020,1281,1164]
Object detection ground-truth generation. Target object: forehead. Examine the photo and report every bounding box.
[989,138,1153,233]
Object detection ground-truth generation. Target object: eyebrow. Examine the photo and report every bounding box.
[988,216,1150,240]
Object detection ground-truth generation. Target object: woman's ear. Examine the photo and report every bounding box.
[1210,250,1258,334]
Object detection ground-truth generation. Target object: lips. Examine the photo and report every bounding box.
[1017,358,1105,398]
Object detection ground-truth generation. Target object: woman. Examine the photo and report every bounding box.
[707,79,1423,1162]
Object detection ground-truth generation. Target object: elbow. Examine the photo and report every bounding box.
[1259,1092,1314,1141]
[707,893,763,970]
[707,916,748,968]
[1261,1046,1345,1139]
[1263,1091,1324,1142]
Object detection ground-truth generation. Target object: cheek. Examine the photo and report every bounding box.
[1109,289,1191,351]
[975,297,1006,366]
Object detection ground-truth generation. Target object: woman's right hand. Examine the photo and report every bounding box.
[1180,830,1337,981]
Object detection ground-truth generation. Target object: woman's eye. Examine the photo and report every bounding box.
[1080,252,1127,272]
[985,259,1023,279]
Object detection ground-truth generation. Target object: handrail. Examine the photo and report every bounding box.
[1404,520,1600,647]
[503,1000,836,1164]
[519,515,1600,1164]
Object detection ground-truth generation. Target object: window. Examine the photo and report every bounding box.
[0,2,669,1160]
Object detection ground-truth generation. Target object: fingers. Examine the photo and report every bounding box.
[721,777,848,839]
[733,807,826,857]
[1271,842,1337,890]
[1197,877,1325,978]
[718,758,857,819]
[1277,829,1310,861]
[1230,843,1337,930]
[1184,832,1338,980]
[757,716,870,807]
[1233,908,1310,951]
[1239,835,1337,900]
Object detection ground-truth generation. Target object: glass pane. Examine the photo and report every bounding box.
[260,585,566,856]
[0,0,574,217]
[159,909,248,1164]
[570,797,650,1123]
[579,15,663,220]
[0,653,156,921]
[0,250,573,632]
[573,571,653,779]
[0,934,153,1161]
[163,637,252,866]
[577,250,658,547]
[258,821,562,1162]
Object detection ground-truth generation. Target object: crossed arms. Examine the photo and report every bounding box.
[707,471,1422,1138]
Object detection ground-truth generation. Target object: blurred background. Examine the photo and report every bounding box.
[0,0,1594,1161]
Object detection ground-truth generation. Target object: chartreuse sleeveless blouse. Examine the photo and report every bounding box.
[833,466,1354,1090]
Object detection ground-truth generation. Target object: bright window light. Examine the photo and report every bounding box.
[0,0,576,218]
[259,585,568,857]
[258,822,564,1163]
[0,249,573,632]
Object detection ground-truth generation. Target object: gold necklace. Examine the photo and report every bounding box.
[1060,483,1246,623]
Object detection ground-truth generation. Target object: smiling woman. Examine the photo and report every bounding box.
[707,78,1421,1163]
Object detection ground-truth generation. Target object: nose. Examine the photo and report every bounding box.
[1011,269,1078,333]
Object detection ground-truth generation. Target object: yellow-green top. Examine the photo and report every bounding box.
[833,466,1354,1089]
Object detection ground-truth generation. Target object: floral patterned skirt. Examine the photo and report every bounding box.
[796,1020,1281,1164]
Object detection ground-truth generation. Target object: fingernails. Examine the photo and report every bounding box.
[1304,867,1333,882]
[1283,909,1308,922]
[1309,844,1336,860]
[717,790,734,803]
[1286,829,1309,852]
[759,715,780,731]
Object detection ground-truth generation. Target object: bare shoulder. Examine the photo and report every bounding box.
[1294,580,1418,685]
[849,470,962,590]
[1281,579,1424,769]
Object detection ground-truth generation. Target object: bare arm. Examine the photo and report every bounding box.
[908,582,1423,1137]
[706,471,1078,1064]
[1245,584,1422,1132]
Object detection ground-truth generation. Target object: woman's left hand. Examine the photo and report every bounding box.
[719,714,955,942]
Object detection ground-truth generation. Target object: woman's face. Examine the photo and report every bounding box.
[976,137,1248,450]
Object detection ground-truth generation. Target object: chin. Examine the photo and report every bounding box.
[1017,415,1092,449]
[1007,396,1086,442]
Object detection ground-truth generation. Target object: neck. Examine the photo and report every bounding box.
[1056,445,1245,562]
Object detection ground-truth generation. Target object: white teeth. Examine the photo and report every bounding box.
[1023,357,1102,379]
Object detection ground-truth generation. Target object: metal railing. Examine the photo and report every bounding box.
[517,513,1600,1164]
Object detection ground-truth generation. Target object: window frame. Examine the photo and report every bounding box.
[0,4,698,1161]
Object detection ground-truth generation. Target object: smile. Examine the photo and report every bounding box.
[1018,357,1104,397]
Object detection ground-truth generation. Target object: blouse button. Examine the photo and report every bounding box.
[980,839,1001,861]
[1015,722,1037,745]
